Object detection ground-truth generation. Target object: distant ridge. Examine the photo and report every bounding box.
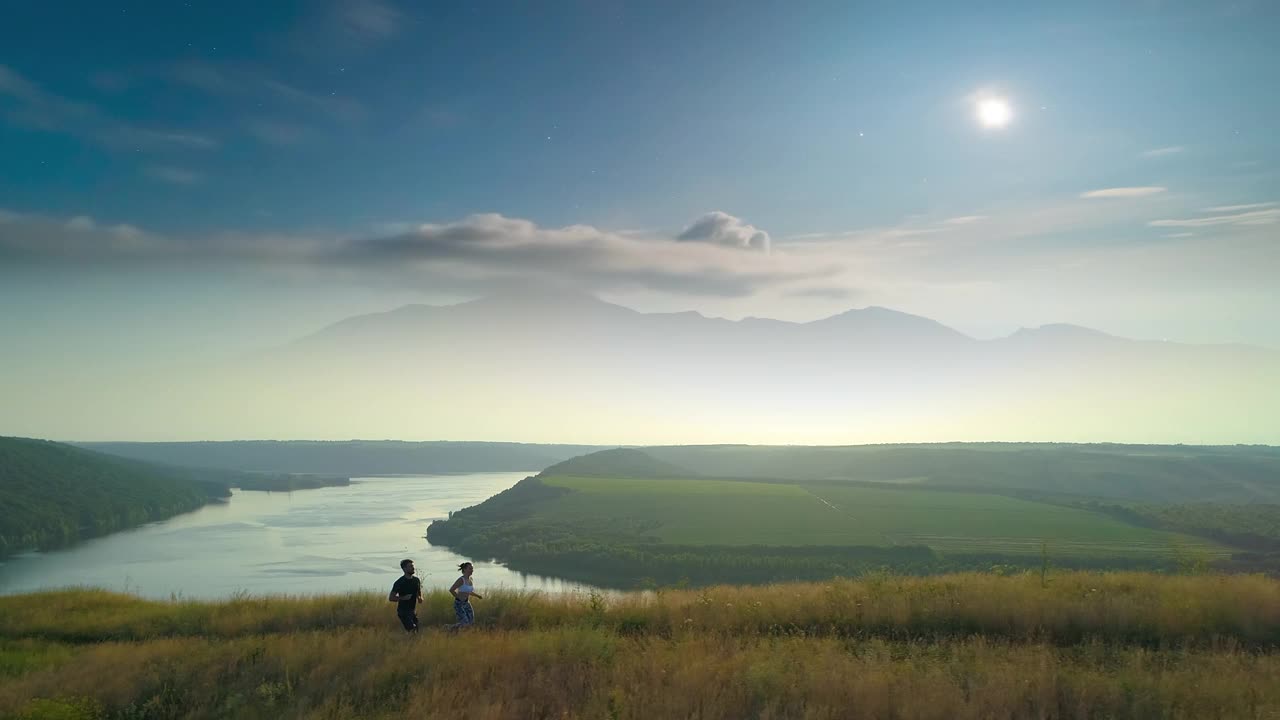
[299,292,1270,348]
[541,447,685,478]
[19,288,1276,444]
[79,440,603,476]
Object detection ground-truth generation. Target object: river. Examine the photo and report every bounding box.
[0,472,595,599]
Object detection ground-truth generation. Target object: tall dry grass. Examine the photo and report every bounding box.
[3,629,1280,719]
[3,572,1279,719]
[3,571,1278,647]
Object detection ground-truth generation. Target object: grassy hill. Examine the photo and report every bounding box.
[0,437,236,557]
[540,475,1221,555]
[427,444,1276,587]
[1,572,1278,719]
[640,443,1280,503]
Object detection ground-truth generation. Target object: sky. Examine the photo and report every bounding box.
[1,0,1279,408]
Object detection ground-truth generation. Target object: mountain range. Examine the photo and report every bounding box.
[16,288,1280,444]
[221,289,1276,445]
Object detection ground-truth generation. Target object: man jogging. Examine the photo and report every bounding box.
[388,558,424,632]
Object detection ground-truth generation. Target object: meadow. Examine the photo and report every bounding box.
[540,475,1224,557]
[427,447,1273,587]
[3,572,1280,719]
[639,444,1280,503]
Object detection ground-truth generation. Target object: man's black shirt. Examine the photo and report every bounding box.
[391,575,421,614]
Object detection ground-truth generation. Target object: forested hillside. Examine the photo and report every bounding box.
[79,440,601,475]
[0,437,229,556]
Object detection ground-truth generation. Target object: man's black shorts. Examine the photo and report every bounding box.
[398,611,419,632]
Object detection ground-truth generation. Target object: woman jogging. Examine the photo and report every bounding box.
[448,561,482,630]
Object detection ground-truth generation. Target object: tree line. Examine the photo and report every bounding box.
[0,437,230,556]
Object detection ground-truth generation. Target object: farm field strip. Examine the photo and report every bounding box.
[537,475,1222,558]
[889,535,1228,557]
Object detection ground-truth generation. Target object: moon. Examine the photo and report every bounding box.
[977,98,1012,129]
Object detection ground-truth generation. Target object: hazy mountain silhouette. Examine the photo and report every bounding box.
[231,289,1276,444]
[55,288,1278,444]
[805,305,973,343]
[286,290,1271,373]
[292,291,977,356]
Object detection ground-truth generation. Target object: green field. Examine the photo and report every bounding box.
[427,446,1268,586]
[539,475,1225,557]
[638,444,1280,503]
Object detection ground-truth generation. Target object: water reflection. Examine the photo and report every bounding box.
[0,473,601,599]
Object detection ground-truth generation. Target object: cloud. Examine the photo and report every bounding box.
[778,193,1235,295]
[0,211,154,261]
[787,225,946,248]
[258,78,365,123]
[145,166,204,185]
[1163,233,1194,238]
[1080,187,1167,199]
[0,210,325,267]
[172,64,232,94]
[175,63,365,125]
[339,0,402,41]
[785,286,855,300]
[289,0,404,56]
[62,215,143,239]
[1142,146,1184,157]
[117,129,217,150]
[242,118,310,146]
[0,210,835,297]
[676,211,771,252]
[340,213,817,295]
[1202,202,1276,213]
[0,64,216,151]
[1148,207,1280,228]
[943,215,987,225]
[89,70,135,93]
[0,64,98,131]
[0,66,32,93]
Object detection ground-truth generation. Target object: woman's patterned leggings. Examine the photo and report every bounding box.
[454,598,474,626]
